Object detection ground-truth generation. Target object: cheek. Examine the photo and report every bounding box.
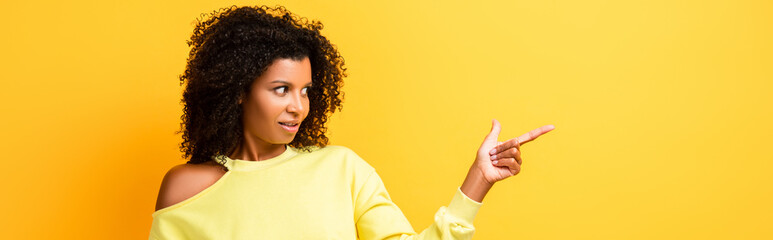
[250,95,279,122]
[262,99,284,119]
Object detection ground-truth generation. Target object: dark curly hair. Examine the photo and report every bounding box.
[178,5,346,164]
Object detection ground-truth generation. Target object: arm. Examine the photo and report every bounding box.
[355,119,554,240]
[354,171,482,240]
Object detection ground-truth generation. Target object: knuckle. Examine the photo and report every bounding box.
[507,158,517,165]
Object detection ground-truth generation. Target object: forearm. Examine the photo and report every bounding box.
[460,166,493,203]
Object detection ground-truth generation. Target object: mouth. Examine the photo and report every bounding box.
[279,121,299,133]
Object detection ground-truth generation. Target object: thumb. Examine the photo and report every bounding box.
[483,119,501,146]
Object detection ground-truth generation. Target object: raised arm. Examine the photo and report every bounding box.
[354,170,482,240]
[355,119,555,240]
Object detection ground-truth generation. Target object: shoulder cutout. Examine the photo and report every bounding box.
[154,161,227,212]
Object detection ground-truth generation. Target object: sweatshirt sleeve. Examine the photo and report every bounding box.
[354,170,483,240]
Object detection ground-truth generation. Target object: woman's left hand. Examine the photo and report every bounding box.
[475,119,555,184]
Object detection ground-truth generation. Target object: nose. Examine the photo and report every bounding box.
[286,91,305,114]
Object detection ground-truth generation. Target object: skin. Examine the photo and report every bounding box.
[156,56,555,212]
[229,57,313,161]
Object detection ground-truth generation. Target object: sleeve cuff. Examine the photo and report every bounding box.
[446,187,483,224]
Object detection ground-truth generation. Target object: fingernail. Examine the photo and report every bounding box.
[492,160,498,165]
[490,155,497,160]
[489,149,496,155]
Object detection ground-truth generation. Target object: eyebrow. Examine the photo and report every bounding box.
[270,80,313,86]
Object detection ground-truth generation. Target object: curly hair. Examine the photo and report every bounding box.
[178,5,346,164]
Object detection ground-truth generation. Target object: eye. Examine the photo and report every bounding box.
[274,86,288,95]
[301,87,309,95]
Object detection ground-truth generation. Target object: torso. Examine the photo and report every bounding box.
[150,145,370,239]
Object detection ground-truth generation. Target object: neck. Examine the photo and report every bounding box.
[228,134,286,161]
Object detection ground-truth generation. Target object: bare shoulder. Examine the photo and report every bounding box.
[154,160,227,212]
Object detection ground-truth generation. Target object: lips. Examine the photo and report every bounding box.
[279,121,300,133]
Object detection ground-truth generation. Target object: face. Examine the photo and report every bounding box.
[240,57,312,146]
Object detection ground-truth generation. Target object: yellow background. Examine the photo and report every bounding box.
[1,0,771,239]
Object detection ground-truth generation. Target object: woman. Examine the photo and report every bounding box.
[150,5,554,239]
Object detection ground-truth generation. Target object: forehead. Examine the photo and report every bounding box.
[255,57,312,84]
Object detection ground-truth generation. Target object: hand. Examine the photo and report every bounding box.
[461,119,555,202]
[475,119,555,184]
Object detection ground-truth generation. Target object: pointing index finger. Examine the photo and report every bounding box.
[489,124,555,155]
[518,124,555,145]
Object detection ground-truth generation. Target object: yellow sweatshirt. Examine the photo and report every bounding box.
[149,145,483,239]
